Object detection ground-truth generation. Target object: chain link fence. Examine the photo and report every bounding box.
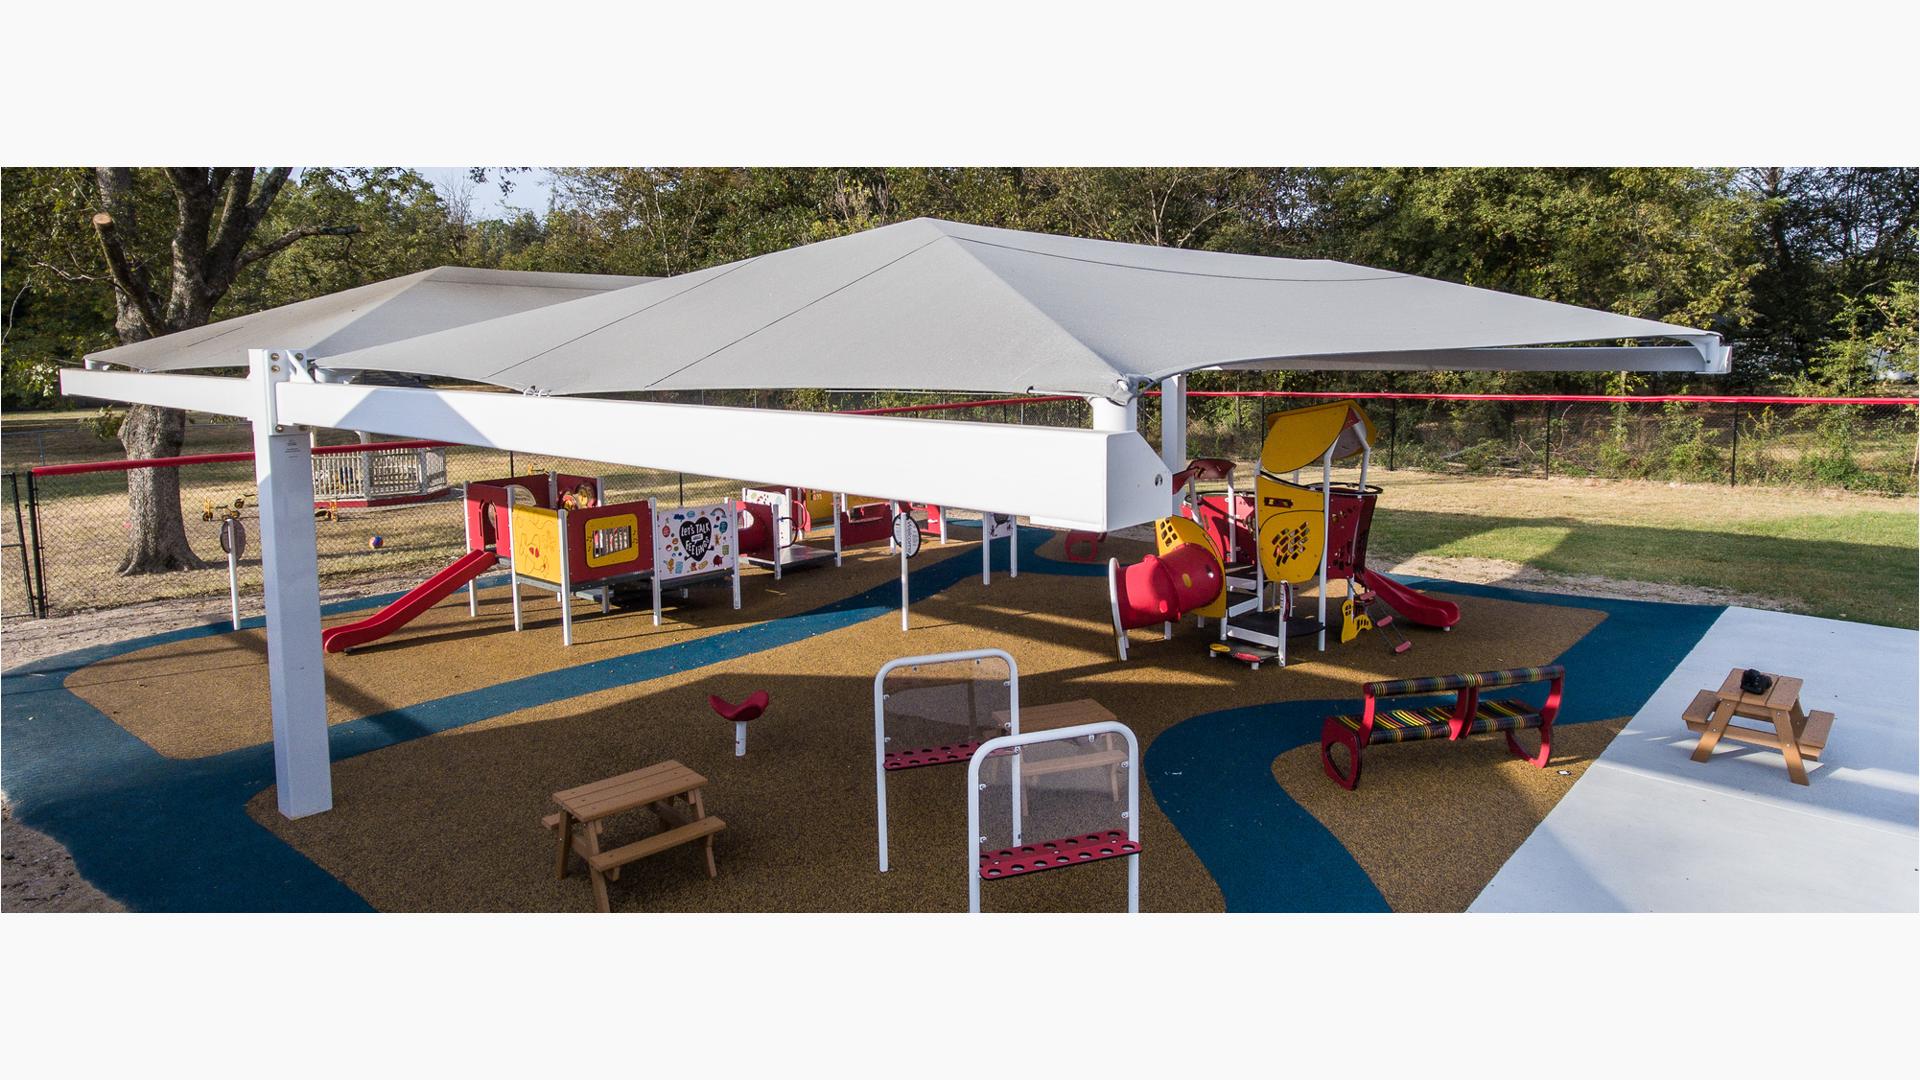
[3,391,1913,618]
[1156,394,1917,494]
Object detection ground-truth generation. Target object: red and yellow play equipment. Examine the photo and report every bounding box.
[323,471,743,652]
[1105,516,1225,661]
[1104,398,1460,666]
[739,486,929,578]
[321,471,597,653]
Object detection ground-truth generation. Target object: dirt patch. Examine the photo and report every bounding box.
[1374,552,1770,610]
[1,802,125,913]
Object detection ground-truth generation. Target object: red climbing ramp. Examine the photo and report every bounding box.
[1358,568,1460,630]
[321,549,499,653]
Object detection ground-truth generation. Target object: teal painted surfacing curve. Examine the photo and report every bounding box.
[1145,580,1723,911]
[1,527,1016,911]
[3,522,1721,912]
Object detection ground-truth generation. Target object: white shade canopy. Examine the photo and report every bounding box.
[297,217,1725,400]
[83,266,652,375]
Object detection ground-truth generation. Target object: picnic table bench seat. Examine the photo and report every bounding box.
[1320,665,1565,790]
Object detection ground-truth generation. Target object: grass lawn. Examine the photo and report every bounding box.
[1360,470,1918,628]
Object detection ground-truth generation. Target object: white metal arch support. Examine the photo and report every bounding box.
[966,720,1141,914]
[873,648,1020,873]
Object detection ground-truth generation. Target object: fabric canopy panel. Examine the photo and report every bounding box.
[83,267,652,374]
[310,218,1725,400]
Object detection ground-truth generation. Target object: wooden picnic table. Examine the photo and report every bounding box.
[1683,669,1834,786]
[546,760,725,912]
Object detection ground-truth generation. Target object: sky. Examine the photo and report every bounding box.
[418,167,556,220]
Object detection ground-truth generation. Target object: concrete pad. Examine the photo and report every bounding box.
[1473,606,1918,912]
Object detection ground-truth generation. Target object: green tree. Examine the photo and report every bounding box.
[1744,167,1918,380]
[3,168,363,573]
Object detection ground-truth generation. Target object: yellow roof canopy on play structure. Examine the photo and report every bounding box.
[1258,399,1376,476]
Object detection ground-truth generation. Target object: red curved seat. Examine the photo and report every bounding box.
[709,690,769,723]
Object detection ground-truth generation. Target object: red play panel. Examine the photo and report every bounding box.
[978,831,1141,879]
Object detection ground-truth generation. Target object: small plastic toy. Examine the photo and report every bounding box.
[367,535,384,550]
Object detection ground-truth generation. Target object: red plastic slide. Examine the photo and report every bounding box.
[1358,568,1461,630]
[321,550,499,653]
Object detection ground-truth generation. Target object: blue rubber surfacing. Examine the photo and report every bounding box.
[2,524,1721,912]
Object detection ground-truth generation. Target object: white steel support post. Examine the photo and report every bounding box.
[729,498,743,611]
[557,508,574,647]
[1088,395,1138,434]
[463,481,479,616]
[982,515,992,586]
[249,349,332,819]
[832,492,844,567]
[1158,375,1188,491]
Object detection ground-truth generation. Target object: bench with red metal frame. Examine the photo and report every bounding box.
[1319,665,1565,790]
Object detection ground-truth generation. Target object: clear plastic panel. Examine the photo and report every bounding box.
[880,656,1012,761]
[974,730,1132,853]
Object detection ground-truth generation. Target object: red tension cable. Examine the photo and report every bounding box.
[30,439,455,477]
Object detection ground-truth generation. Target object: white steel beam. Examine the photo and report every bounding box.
[60,367,255,417]
[58,368,1174,530]
[274,381,1170,533]
[1159,374,1188,476]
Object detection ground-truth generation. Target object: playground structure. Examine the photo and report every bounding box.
[967,720,1142,913]
[873,649,1019,872]
[734,485,1024,583]
[1106,398,1460,666]
[320,470,740,652]
[1319,665,1565,790]
[507,483,741,646]
[737,486,933,574]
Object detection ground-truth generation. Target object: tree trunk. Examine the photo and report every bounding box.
[115,402,205,573]
[94,168,206,575]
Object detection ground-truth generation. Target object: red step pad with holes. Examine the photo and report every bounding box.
[978,831,1141,880]
[883,741,983,770]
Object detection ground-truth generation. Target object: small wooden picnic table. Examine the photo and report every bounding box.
[547,760,725,912]
[1684,669,1834,786]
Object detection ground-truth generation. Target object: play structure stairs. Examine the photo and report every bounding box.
[320,549,498,653]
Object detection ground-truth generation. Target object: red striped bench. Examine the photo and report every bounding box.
[1319,666,1565,790]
